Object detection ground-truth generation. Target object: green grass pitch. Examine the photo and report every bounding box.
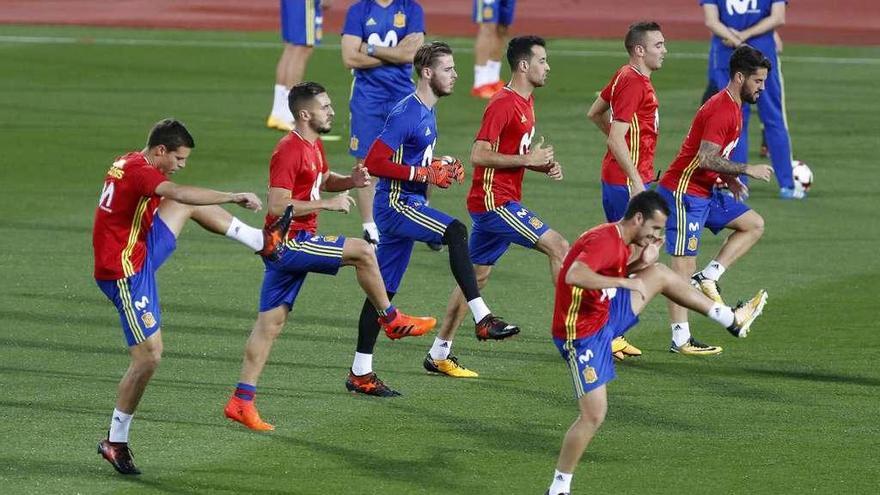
[0,25,878,494]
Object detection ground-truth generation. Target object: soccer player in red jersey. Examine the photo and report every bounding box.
[586,21,666,360]
[656,45,774,356]
[224,82,436,429]
[545,191,768,495]
[93,118,289,475]
[424,36,567,377]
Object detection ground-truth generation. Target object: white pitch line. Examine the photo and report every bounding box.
[1,34,878,65]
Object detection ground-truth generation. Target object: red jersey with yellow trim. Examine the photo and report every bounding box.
[92,152,168,280]
[600,65,659,186]
[266,131,329,236]
[466,87,536,213]
[551,223,631,340]
[659,89,742,198]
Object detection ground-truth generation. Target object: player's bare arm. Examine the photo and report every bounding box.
[607,121,645,193]
[697,140,773,180]
[738,3,786,41]
[471,136,554,169]
[565,260,646,300]
[267,186,354,217]
[341,35,382,69]
[627,239,661,274]
[366,33,425,65]
[586,95,611,136]
[154,182,262,211]
[322,166,371,192]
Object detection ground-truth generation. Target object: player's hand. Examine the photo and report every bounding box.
[727,177,750,201]
[415,160,452,188]
[231,192,263,211]
[639,241,660,266]
[546,160,563,180]
[746,164,774,182]
[324,191,356,213]
[441,156,466,184]
[628,180,646,196]
[524,136,554,167]
[351,164,371,188]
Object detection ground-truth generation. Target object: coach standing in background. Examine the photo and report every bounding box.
[702,0,802,199]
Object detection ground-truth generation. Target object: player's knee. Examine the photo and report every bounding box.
[134,345,162,371]
[751,214,765,237]
[578,407,607,430]
[442,220,468,247]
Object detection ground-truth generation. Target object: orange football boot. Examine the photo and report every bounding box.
[224,396,274,431]
[381,310,437,340]
[470,80,505,99]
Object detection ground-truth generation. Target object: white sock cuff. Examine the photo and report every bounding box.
[467,297,491,322]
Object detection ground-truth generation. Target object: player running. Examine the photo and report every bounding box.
[347,41,519,396]
[425,35,567,378]
[586,21,666,360]
[657,44,774,356]
[224,82,435,430]
[545,191,768,495]
[341,0,425,246]
[95,118,290,475]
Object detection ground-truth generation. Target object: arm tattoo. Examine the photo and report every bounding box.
[697,141,748,174]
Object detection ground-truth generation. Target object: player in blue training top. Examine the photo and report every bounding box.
[702,0,801,199]
[341,0,425,246]
[343,42,521,397]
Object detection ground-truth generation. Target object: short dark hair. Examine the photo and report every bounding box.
[623,190,669,221]
[624,21,662,55]
[414,41,453,77]
[288,81,327,117]
[147,118,195,151]
[729,44,772,78]
[506,35,546,70]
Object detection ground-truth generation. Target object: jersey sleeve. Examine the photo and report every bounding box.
[406,2,426,34]
[376,106,412,158]
[474,100,511,144]
[608,74,642,124]
[268,146,298,191]
[342,3,364,38]
[574,232,619,273]
[129,165,167,197]
[599,78,613,102]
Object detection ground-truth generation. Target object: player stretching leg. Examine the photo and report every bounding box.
[224,83,436,429]
[586,22,667,360]
[427,36,567,378]
[545,191,767,495]
[347,42,519,396]
[341,0,426,246]
[94,119,290,475]
[657,45,774,356]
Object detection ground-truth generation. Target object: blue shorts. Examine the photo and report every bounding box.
[374,197,455,293]
[553,289,638,397]
[96,214,177,347]
[473,0,516,25]
[349,97,402,159]
[601,181,655,223]
[657,185,751,256]
[469,201,550,265]
[259,230,345,312]
[280,0,322,46]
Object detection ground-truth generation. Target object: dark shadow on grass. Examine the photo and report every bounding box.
[269,433,469,493]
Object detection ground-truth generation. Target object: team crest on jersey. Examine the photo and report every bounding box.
[582,365,598,384]
[323,235,338,243]
[529,217,544,229]
[393,12,406,28]
[141,312,156,329]
[350,136,359,151]
[687,235,698,252]
[483,6,494,18]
